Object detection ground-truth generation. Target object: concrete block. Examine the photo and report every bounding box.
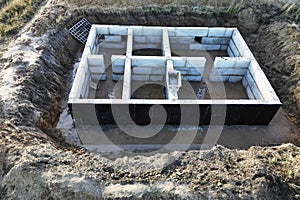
[213,68,247,76]
[166,27,176,36]
[209,75,229,82]
[134,36,146,43]
[105,35,122,42]
[95,25,109,34]
[150,75,164,81]
[208,28,226,37]
[87,55,104,66]
[147,36,162,43]
[232,30,248,53]
[152,67,165,75]
[132,67,152,74]
[221,38,231,45]
[201,37,221,44]
[112,74,123,81]
[201,37,230,45]
[250,84,263,100]
[235,58,251,68]
[176,27,209,37]
[224,28,236,37]
[89,65,105,73]
[111,55,126,66]
[173,57,187,67]
[241,49,254,58]
[112,65,124,74]
[131,56,165,67]
[228,76,243,83]
[109,26,128,35]
[186,57,206,68]
[132,75,150,81]
[227,47,234,57]
[252,70,275,101]
[99,42,126,49]
[229,40,240,57]
[169,37,195,44]
[79,59,89,74]
[248,60,261,76]
[133,44,160,50]
[132,26,143,35]
[81,75,89,96]
[199,44,221,51]
[189,67,204,75]
[245,70,254,87]
[246,86,255,99]
[220,45,228,51]
[183,75,202,81]
[214,57,236,68]
[189,44,204,50]
[242,76,248,88]
[143,27,162,36]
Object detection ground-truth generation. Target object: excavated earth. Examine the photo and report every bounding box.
[0,0,300,199]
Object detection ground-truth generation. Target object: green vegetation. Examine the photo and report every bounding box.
[0,0,45,40]
[227,0,245,15]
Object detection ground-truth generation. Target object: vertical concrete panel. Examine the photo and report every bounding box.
[126,28,133,56]
[246,86,255,99]
[122,58,131,99]
[229,40,240,57]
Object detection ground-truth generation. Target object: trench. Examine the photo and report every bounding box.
[51,7,300,152]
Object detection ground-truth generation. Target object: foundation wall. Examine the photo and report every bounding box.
[69,25,282,127]
[69,102,280,126]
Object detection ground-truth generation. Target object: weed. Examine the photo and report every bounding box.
[227,0,245,15]
[0,0,44,40]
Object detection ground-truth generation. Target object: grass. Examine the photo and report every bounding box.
[0,0,45,40]
[227,0,245,15]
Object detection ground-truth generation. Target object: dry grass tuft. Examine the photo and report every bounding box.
[0,0,44,40]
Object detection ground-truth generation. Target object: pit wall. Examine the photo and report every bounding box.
[69,25,281,104]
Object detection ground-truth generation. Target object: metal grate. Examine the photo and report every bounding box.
[69,18,92,44]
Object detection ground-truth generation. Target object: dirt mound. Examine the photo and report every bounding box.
[252,22,300,123]
[1,124,299,199]
[0,0,300,199]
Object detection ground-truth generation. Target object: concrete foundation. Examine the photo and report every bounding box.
[69,25,281,132]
